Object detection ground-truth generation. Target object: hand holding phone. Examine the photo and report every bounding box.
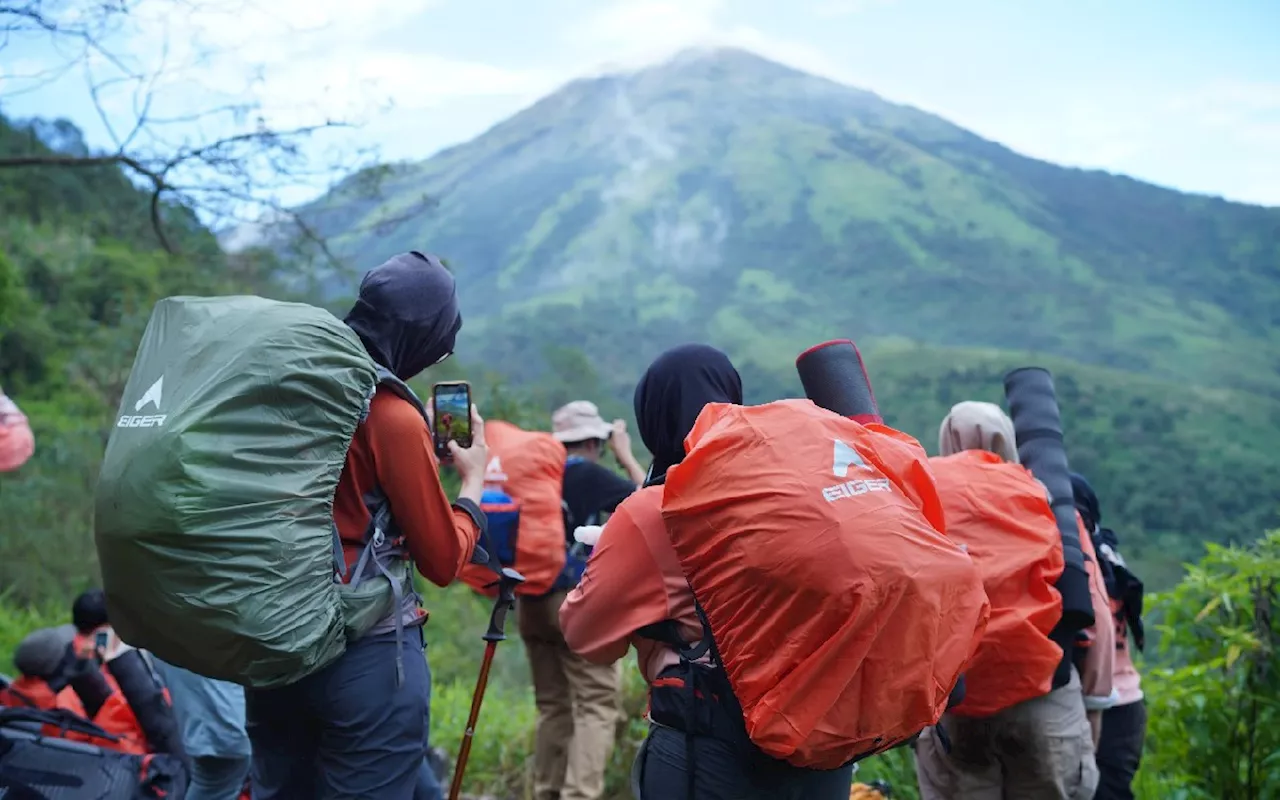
[432,381,473,460]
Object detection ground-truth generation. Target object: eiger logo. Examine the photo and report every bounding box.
[135,375,163,411]
[484,456,507,482]
[832,439,870,477]
[116,375,168,429]
[822,438,890,503]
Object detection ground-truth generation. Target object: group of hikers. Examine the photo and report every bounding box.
[0,250,1149,800]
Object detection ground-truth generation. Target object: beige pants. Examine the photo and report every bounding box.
[915,669,1100,800]
[519,591,622,800]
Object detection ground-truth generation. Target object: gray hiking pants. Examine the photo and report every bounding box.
[246,629,436,800]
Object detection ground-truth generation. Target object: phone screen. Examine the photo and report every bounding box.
[93,630,110,660]
[433,383,472,456]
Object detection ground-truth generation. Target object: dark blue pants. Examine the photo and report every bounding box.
[246,630,439,800]
[635,667,855,799]
[635,724,856,799]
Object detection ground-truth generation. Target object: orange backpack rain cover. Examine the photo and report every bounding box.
[661,399,990,769]
[929,450,1065,718]
[459,421,567,597]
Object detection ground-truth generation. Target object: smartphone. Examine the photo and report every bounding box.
[432,381,472,459]
[91,629,111,662]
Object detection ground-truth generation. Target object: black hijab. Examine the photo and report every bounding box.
[634,344,743,482]
[344,251,462,381]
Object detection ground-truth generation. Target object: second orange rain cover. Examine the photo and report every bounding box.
[662,399,990,769]
[459,421,568,597]
[929,450,1065,718]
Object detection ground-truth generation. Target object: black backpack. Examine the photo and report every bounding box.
[0,707,188,800]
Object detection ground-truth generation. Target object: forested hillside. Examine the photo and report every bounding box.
[293,48,1280,400]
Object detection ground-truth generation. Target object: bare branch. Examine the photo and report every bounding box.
[0,0,428,275]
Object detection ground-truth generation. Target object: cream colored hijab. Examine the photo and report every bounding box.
[938,401,1019,463]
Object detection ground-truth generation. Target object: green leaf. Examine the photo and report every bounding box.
[1195,595,1222,622]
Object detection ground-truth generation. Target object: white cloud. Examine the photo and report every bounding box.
[562,0,862,86]
[812,0,899,19]
[104,0,554,130]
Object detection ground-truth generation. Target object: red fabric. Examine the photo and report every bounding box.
[0,676,144,753]
[929,451,1066,717]
[661,399,990,769]
[67,633,150,753]
[0,392,34,472]
[460,421,568,597]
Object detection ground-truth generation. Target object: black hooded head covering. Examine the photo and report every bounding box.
[634,344,743,483]
[1070,471,1101,533]
[344,252,462,381]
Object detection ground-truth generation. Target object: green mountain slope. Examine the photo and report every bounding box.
[303,47,1279,400]
[287,47,1280,577]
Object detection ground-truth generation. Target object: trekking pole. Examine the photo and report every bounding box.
[448,566,525,800]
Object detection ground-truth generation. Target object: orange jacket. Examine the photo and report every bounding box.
[333,388,481,588]
[560,486,702,684]
[69,632,151,753]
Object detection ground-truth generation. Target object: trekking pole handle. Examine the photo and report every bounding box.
[483,566,525,642]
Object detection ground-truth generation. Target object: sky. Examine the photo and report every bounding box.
[2,0,1279,210]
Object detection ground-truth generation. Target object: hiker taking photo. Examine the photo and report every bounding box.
[517,400,644,800]
[93,251,492,800]
[244,252,489,798]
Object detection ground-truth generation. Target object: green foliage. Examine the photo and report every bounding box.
[1136,531,1280,800]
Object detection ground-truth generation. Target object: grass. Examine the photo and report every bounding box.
[0,586,1234,800]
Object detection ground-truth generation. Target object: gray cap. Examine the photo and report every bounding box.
[13,624,76,679]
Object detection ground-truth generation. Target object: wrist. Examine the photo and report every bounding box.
[459,475,484,501]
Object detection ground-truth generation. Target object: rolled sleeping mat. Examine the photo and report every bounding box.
[795,339,883,423]
[1003,367,1095,633]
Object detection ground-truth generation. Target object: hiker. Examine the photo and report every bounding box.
[69,589,187,759]
[1,623,183,761]
[1,625,97,716]
[1072,473,1147,800]
[152,657,252,800]
[518,400,645,800]
[562,344,970,799]
[915,401,1101,800]
[0,385,34,472]
[560,345,757,798]
[245,251,489,800]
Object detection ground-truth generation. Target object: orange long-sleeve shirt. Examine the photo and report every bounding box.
[559,486,703,684]
[333,388,480,588]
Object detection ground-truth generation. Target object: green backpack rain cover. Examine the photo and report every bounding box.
[94,296,386,689]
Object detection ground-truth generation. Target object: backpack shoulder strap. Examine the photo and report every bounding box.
[334,366,429,688]
[372,366,428,420]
